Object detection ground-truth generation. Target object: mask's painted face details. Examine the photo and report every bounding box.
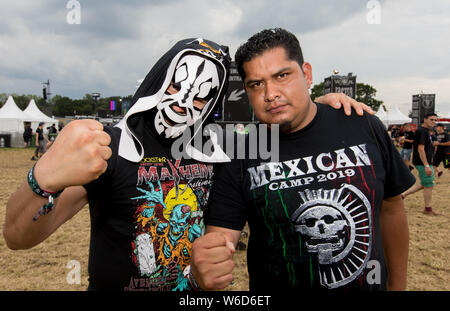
[154,54,220,139]
[117,38,231,163]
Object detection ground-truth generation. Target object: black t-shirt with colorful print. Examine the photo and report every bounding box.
[84,126,214,291]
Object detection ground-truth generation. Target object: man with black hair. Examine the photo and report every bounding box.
[191,28,415,291]
[3,37,366,291]
[402,113,438,214]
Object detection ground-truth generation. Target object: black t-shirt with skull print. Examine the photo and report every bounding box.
[205,103,415,291]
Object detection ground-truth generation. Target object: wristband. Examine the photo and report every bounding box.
[425,165,430,168]
[188,270,203,291]
[27,165,63,221]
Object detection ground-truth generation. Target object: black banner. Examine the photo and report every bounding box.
[323,73,357,99]
[411,94,435,125]
[222,62,254,122]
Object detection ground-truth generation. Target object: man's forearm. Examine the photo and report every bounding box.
[3,182,59,249]
[3,183,87,250]
[380,196,409,290]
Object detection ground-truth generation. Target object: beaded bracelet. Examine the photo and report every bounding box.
[27,165,63,221]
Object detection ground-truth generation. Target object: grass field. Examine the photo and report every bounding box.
[0,148,449,290]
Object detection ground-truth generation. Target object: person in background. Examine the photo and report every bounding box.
[432,123,450,177]
[402,113,438,215]
[389,125,401,147]
[47,123,58,141]
[31,122,49,160]
[23,122,32,148]
[400,123,414,170]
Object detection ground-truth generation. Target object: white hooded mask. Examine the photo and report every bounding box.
[115,38,231,163]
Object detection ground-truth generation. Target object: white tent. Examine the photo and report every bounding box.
[375,105,387,119]
[24,99,59,134]
[24,99,58,123]
[0,96,38,147]
[375,104,411,127]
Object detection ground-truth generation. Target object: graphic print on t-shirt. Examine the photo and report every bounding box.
[291,184,372,289]
[248,143,376,289]
[128,157,213,291]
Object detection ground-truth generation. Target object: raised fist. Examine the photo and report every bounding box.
[33,119,112,192]
[191,231,235,290]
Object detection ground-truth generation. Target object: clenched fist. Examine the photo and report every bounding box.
[33,119,112,192]
[191,231,236,290]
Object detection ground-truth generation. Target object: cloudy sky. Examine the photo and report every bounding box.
[1,0,449,115]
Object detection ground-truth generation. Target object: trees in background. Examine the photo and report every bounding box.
[0,93,133,117]
[310,82,383,112]
[2,81,384,118]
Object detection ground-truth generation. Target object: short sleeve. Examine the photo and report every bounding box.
[416,128,428,145]
[369,115,416,198]
[204,160,248,231]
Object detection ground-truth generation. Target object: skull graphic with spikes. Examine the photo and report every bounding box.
[294,205,349,264]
